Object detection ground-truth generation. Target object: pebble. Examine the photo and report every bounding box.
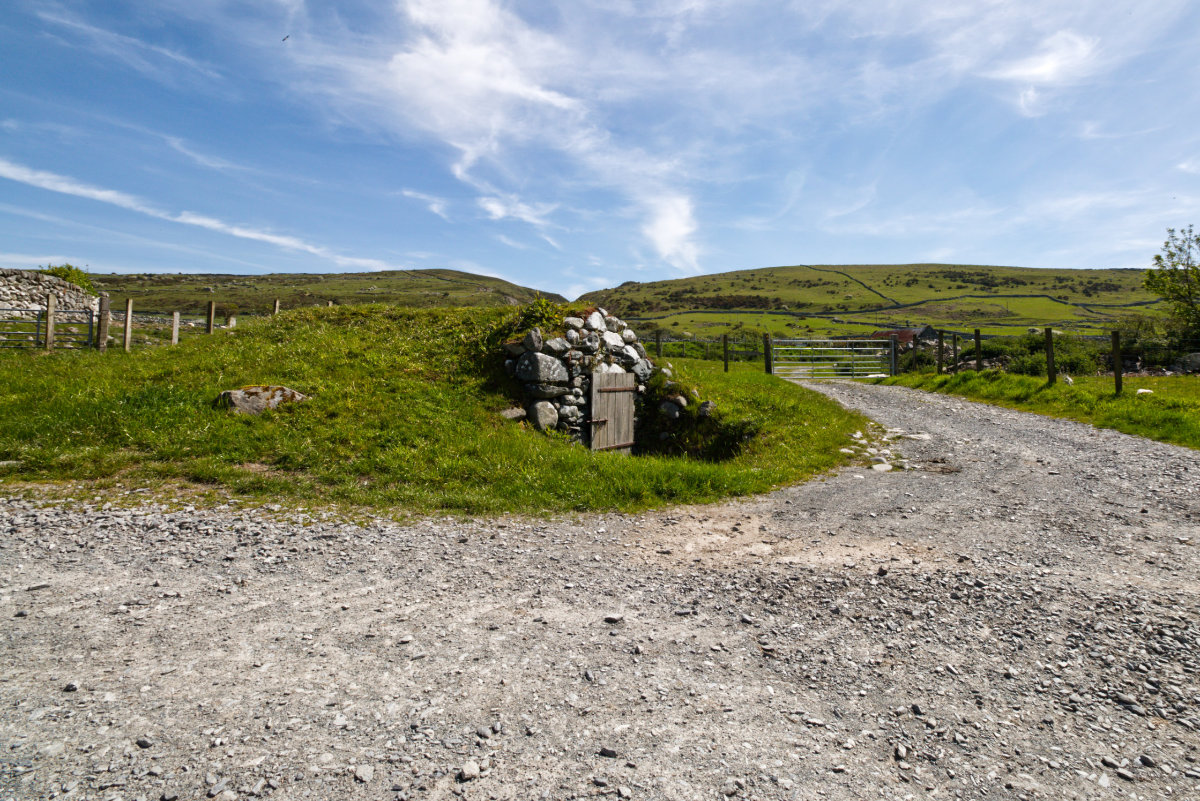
[603,614,624,624]
[458,760,480,782]
[136,737,153,749]
[354,764,374,783]
[599,746,619,758]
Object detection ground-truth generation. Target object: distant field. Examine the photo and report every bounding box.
[91,269,566,316]
[581,263,1163,337]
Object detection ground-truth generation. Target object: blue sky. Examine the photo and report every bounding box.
[2,1,1199,299]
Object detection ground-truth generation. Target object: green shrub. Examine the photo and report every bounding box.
[634,371,760,460]
[40,264,98,296]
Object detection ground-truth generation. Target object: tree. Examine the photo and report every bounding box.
[1145,226,1200,334]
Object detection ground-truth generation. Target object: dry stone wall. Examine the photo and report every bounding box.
[0,269,99,317]
[504,308,656,445]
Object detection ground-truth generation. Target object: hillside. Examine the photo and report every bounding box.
[579,263,1162,336]
[91,269,566,316]
[0,304,864,512]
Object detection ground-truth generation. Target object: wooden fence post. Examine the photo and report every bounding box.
[171,311,180,346]
[764,333,773,374]
[1045,327,1056,384]
[974,329,982,372]
[937,330,944,374]
[96,294,110,352]
[123,298,133,352]
[722,334,729,373]
[890,334,899,376]
[655,330,662,358]
[44,293,56,351]
[206,301,216,335]
[273,298,281,315]
[952,333,958,374]
[1112,331,1123,395]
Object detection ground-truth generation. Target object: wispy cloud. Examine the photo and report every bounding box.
[1179,158,1200,175]
[401,189,450,220]
[478,194,557,228]
[165,137,254,174]
[37,11,221,83]
[0,157,393,270]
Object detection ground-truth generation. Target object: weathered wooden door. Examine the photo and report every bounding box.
[589,372,636,453]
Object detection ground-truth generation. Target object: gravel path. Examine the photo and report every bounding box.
[2,381,1198,801]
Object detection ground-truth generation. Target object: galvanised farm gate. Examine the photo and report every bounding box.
[770,337,895,379]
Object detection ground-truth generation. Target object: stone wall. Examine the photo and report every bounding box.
[504,308,656,445]
[0,269,100,318]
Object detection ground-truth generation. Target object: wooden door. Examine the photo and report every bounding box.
[589,372,636,453]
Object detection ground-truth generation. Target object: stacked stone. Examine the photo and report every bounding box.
[0,269,99,318]
[505,308,655,443]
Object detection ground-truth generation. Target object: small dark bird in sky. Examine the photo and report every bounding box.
[282,35,289,42]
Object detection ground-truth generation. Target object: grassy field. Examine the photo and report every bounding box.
[581,263,1163,337]
[90,269,566,317]
[0,305,868,513]
[874,371,1200,450]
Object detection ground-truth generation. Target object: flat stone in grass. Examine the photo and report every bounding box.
[213,385,308,415]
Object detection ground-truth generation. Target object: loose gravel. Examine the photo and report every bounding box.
[2,380,1198,801]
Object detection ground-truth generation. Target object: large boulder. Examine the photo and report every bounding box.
[516,352,569,383]
[584,311,607,331]
[214,385,308,415]
[528,401,558,432]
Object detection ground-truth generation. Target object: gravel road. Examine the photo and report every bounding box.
[2,380,1198,801]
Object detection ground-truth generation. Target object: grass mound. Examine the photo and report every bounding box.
[0,305,867,513]
[876,371,1200,450]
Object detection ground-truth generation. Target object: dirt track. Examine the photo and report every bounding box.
[2,380,1199,801]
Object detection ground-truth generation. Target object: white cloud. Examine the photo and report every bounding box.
[0,157,394,271]
[478,195,557,228]
[986,31,1099,85]
[165,137,253,173]
[401,189,450,220]
[642,194,699,273]
[1179,159,1200,175]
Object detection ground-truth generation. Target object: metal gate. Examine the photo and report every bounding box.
[771,338,894,379]
[589,372,636,453]
[0,308,94,349]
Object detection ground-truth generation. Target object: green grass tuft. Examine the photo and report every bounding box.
[0,306,868,513]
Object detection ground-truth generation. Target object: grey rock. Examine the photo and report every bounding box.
[516,352,568,383]
[136,737,153,749]
[529,402,558,432]
[585,311,606,331]
[458,760,480,782]
[622,329,638,344]
[659,401,682,420]
[62,680,79,692]
[601,331,625,351]
[616,345,640,365]
[525,383,571,399]
[213,385,309,415]
[543,337,570,356]
[579,333,600,353]
[522,327,544,352]
[697,400,716,417]
[354,764,374,783]
[500,407,526,421]
[632,359,654,382]
[564,316,585,330]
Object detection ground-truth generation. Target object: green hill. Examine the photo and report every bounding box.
[579,263,1162,337]
[91,269,566,316]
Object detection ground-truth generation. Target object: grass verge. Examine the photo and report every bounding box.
[0,306,868,514]
[875,371,1200,450]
